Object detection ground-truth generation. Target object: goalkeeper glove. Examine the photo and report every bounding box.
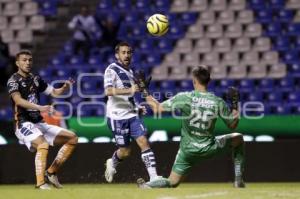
[134,70,152,96]
[226,86,240,110]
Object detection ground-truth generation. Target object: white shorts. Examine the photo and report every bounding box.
[15,122,64,152]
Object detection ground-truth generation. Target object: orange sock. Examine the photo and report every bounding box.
[47,144,76,174]
[35,143,49,186]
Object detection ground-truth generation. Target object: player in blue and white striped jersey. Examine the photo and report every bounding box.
[103,42,159,183]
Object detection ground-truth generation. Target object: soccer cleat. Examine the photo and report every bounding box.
[234,180,246,188]
[105,158,116,183]
[150,175,163,182]
[137,178,151,189]
[35,183,51,190]
[46,171,63,188]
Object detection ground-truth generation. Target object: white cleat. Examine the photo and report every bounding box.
[36,183,51,190]
[105,158,116,183]
[46,172,63,188]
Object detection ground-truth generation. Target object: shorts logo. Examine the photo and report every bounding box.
[20,127,33,136]
[115,135,125,145]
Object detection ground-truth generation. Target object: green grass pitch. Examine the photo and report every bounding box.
[1,183,300,199]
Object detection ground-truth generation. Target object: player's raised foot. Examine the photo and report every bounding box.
[234,178,246,188]
[35,183,51,190]
[105,158,116,183]
[137,178,151,189]
[46,171,63,188]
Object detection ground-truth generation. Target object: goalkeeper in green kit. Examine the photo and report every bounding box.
[134,65,245,188]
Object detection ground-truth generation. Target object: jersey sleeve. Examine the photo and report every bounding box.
[38,76,53,95]
[7,77,19,95]
[218,98,235,127]
[161,92,189,112]
[104,68,116,88]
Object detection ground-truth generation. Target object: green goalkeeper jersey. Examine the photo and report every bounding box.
[161,91,235,154]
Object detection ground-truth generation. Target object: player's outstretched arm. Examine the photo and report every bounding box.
[51,78,75,97]
[11,92,53,112]
[145,95,164,114]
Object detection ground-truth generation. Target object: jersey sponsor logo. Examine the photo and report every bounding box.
[190,142,209,148]
[21,82,27,87]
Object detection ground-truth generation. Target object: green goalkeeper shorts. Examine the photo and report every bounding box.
[172,135,232,176]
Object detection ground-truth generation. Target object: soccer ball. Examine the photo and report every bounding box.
[146,14,169,36]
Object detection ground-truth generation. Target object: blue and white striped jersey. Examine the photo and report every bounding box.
[104,62,138,120]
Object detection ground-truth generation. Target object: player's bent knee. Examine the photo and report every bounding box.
[119,148,131,158]
[68,134,78,145]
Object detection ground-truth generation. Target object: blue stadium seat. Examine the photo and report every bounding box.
[275,104,291,115]
[157,38,173,53]
[145,52,161,66]
[218,79,235,89]
[277,77,294,92]
[278,10,294,23]
[154,0,170,12]
[265,91,283,103]
[135,0,151,11]
[56,68,71,78]
[256,10,273,23]
[38,0,57,16]
[139,39,154,53]
[97,0,113,11]
[0,108,13,120]
[283,50,299,64]
[168,24,184,39]
[132,25,147,39]
[160,80,176,92]
[265,22,282,37]
[69,55,84,65]
[248,0,267,10]
[63,41,73,56]
[269,0,285,9]
[88,55,103,65]
[179,80,193,91]
[286,23,300,36]
[116,0,132,11]
[248,91,263,102]
[290,63,300,77]
[124,13,139,25]
[238,79,255,92]
[288,92,300,103]
[165,13,178,24]
[273,36,290,51]
[180,12,198,25]
[51,54,66,66]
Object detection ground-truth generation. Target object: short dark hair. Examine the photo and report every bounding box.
[115,41,132,53]
[16,50,32,60]
[192,65,211,86]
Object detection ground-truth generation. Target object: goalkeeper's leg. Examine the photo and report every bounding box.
[219,133,245,188]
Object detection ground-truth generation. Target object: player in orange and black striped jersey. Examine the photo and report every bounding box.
[7,50,78,190]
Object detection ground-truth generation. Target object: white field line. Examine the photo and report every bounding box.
[157,191,228,199]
